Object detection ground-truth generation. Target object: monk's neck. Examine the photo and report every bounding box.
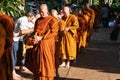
[42,14,49,18]
[66,14,70,17]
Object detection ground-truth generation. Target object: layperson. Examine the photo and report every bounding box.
[12,12,34,79]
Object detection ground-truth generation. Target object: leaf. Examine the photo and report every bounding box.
[0,0,24,19]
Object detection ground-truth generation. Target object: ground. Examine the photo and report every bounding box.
[15,27,120,80]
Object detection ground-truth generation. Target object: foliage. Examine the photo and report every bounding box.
[93,0,99,5]
[40,0,61,11]
[0,0,24,19]
[111,0,120,12]
[77,0,88,5]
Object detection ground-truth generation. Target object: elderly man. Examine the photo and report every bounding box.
[25,4,58,80]
[60,6,79,68]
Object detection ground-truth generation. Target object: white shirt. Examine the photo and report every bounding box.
[13,16,34,41]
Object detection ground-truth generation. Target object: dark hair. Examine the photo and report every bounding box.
[26,12,35,17]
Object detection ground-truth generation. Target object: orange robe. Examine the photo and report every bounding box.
[0,14,14,80]
[62,14,79,60]
[58,19,66,58]
[29,16,58,80]
[0,24,6,61]
[55,19,66,75]
[77,14,87,49]
[93,7,101,29]
[87,8,95,42]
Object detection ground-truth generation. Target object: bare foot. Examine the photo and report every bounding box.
[66,64,70,68]
[66,61,70,68]
[59,63,66,67]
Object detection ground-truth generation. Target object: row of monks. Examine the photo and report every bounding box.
[0,3,96,80]
[53,3,96,68]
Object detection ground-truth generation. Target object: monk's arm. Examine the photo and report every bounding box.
[68,16,79,34]
[43,18,58,39]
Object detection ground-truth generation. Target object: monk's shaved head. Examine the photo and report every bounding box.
[85,3,90,8]
[51,9,57,14]
[39,4,49,17]
[40,4,48,11]
[51,9,58,18]
[63,6,70,12]
[63,6,70,17]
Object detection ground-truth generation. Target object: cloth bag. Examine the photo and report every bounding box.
[25,43,40,73]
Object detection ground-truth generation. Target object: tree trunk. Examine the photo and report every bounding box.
[108,0,113,6]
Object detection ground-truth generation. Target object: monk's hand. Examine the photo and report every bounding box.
[33,36,43,44]
[66,27,69,31]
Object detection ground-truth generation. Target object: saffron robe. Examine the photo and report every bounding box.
[87,8,95,29]
[87,8,95,41]
[62,14,79,60]
[0,23,6,58]
[55,19,66,69]
[77,14,87,34]
[26,16,58,80]
[93,7,101,29]
[77,14,87,49]
[0,14,14,80]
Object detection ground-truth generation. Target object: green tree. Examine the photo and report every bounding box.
[111,0,120,12]
[0,0,24,19]
[38,0,61,10]
[93,0,99,5]
[77,0,88,5]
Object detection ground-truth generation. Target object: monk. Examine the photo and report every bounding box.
[60,6,79,68]
[77,9,88,54]
[0,14,14,80]
[85,3,95,42]
[25,4,58,80]
[51,9,66,75]
[0,24,6,59]
[78,8,91,54]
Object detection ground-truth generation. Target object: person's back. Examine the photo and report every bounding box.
[85,3,95,42]
[101,4,109,28]
[77,12,88,53]
[0,23,7,80]
[0,24,6,59]
[102,6,108,18]
[0,13,14,80]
